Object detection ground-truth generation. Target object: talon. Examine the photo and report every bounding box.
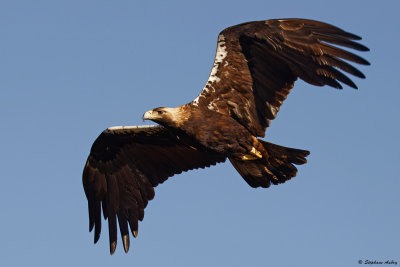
[241,147,262,160]
[250,147,262,158]
[241,154,259,160]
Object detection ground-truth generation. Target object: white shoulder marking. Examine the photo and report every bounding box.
[193,34,228,106]
[207,34,227,84]
[105,125,162,134]
[107,125,158,131]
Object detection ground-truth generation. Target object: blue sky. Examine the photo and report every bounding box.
[1,0,399,266]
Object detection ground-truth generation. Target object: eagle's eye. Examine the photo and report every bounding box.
[157,110,165,115]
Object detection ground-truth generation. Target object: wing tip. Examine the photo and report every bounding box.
[89,221,94,232]
[122,234,130,253]
[132,230,138,238]
[109,241,117,255]
[94,232,100,244]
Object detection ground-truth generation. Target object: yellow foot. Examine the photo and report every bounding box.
[241,147,262,160]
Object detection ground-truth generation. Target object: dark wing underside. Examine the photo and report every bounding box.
[82,125,226,254]
[193,18,369,137]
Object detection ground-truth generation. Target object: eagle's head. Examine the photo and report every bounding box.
[142,107,184,127]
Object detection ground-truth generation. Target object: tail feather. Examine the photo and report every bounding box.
[230,140,310,188]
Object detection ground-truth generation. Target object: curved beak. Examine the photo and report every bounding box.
[142,110,153,121]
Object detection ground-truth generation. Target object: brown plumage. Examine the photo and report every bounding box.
[83,18,369,254]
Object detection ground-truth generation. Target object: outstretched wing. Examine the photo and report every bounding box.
[192,18,370,137]
[82,125,226,254]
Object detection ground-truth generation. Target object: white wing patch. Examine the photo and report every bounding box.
[105,125,161,134]
[207,102,218,111]
[193,34,228,107]
[107,125,158,131]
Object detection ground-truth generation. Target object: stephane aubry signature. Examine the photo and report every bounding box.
[359,260,398,265]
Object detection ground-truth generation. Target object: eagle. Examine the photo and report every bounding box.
[83,18,369,254]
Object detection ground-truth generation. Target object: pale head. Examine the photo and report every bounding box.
[142,107,187,127]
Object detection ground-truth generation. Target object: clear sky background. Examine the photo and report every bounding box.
[1,1,399,266]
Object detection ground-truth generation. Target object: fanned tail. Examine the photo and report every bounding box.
[230,140,310,188]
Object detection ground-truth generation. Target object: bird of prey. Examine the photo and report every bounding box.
[82,18,369,254]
